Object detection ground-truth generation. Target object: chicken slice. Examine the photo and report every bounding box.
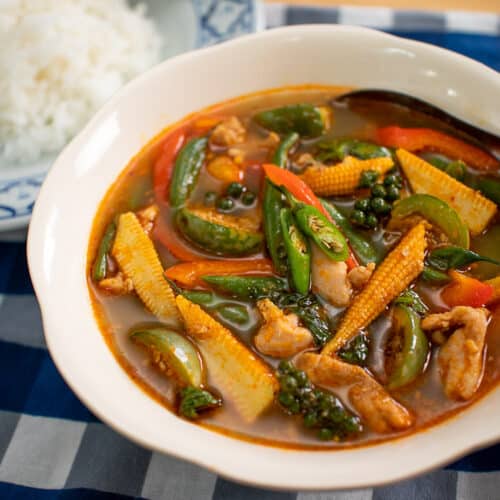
[98,271,134,295]
[210,117,246,148]
[254,299,314,358]
[347,262,375,289]
[296,352,414,433]
[421,306,489,400]
[136,204,159,236]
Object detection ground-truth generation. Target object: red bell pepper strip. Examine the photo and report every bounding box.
[441,270,494,308]
[153,129,186,203]
[262,163,357,269]
[165,258,274,288]
[376,126,499,171]
[154,213,201,262]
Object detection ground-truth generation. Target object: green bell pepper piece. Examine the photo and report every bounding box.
[130,328,203,387]
[92,220,117,281]
[294,205,349,261]
[273,132,299,168]
[387,305,429,389]
[202,275,287,300]
[169,137,208,207]
[255,104,326,138]
[320,199,379,265]
[280,208,311,295]
[176,208,263,256]
[391,194,470,249]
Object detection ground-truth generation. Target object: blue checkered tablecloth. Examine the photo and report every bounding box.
[1,4,499,499]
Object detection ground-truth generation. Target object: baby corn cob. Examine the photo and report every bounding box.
[176,295,278,422]
[322,222,427,355]
[300,156,394,196]
[396,149,497,236]
[112,212,179,323]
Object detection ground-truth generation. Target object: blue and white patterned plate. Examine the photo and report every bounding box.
[0,0,262,234]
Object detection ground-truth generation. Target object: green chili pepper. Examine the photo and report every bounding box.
[279,208,311,295]
[169,137,208,207]
[130,328,203,387]
[391,194,470,248]
[476,177,500,206]
[176,208,263,256]
[92,220,117,281]
[263,183,288,275]
[421,266,451,284]
[182,290,214,305]
[294,205,349,261]
[255,104,327,138]
[426,155,466,181]
[179,386,221,419]
[320,199,379,265]
[216,303,249,325]
[316,139,391,163]
[386,305,429,390]
[273,132,300,168]
[202,275,287,300]
[427,246,500,271]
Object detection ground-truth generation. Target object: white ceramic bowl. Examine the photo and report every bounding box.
[28,25,500,490]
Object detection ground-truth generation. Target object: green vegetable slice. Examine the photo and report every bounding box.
[179,386,221,419]
[255,104,327,138]
[317,139,391,163]
[386,305,429,390]
[130,328,203,387]
[338,333,369,366]
[169,137,208,207]
[391,194,470,248]
[92,220,117,281]
[202,275,287,300]
[176,208,263,256]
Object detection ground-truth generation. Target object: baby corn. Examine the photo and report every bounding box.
[176,296,278,422]
[323,222,427,355]
[112,212,179,323]
[300,156,394,196]
[396,149,497,236]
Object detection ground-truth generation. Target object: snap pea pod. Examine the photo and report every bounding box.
[316,139,392,163]
[263,133,300,276]
[202,275,287,300]
[181,290,250,325]
[176,208,263,256]
[92,220,117,281]
[169,137,208,207]
[280,208,311,295]
[386,305,429,389]
[320,199,379,265]
[294,204,349,262]
[255,104,326,138]
[427,246,500,271]
[272,132,299,168]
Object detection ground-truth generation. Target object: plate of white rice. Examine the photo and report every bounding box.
[0,0,262,232]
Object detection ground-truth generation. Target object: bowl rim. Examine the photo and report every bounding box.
[27,24,500,491]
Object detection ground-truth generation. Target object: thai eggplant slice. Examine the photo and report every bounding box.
[255,104,328,138]
[176,207,263,256]
[386,305,429,389]
[112,212,179,322]
[130,328,203,387]
[175,295,279,422]
[391,194,470,248]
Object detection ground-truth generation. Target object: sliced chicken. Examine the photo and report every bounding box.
[348,262,375,289]
[421,306,489,400]
[136,204,159,236]
[296,352,414,433]
[98,271,134,295]
[210,116,246,148]
[254,299,314,358]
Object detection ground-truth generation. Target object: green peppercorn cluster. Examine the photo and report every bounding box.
[204,182,257,213]
[277,361,362,441]
[351,171,403,229]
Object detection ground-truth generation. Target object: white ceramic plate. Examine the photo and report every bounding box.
[28,26,500,491]
[0,0,262,233]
